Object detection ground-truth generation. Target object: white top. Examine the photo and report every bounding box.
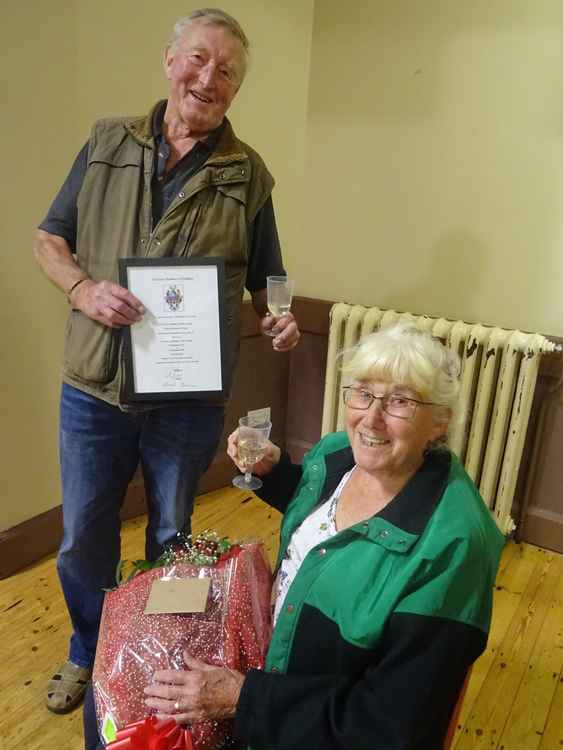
[272,467,355,625]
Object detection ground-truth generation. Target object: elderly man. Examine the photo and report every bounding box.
[35,8,299,715]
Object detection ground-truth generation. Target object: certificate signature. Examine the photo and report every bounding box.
[162,368,186,388]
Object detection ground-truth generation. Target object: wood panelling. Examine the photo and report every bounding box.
[520,510,563,556]
[2,296,562,579]
[286,331,329,462]
[516,366,563,553]
[284,297,331,463]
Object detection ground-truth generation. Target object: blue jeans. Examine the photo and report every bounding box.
[57,383,225,668]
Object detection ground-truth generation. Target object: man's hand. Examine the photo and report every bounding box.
[250,289,301,352]
[34,230,144,328]
[260,311,300,351]
[70,279,145,328]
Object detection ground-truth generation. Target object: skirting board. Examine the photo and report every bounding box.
[0,453,235,580]
[3,298,560,575]
[520,506,563,554]
[0,298,299,580]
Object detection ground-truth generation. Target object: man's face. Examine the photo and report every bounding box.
[164,22,245,137]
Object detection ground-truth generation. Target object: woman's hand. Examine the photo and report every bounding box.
[144,653,244,723]
[227,428,281,477]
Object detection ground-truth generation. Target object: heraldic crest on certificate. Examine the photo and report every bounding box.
[163,284,184,313]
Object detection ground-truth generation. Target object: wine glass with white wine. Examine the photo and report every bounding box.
[232,415,272,490]
[265,275,295,336]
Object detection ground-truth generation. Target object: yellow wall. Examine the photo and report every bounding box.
[2,1,313,530]
[2,2,78,532]
[72,1,314,261]
[298,1,563,335]
[4,1,563,530]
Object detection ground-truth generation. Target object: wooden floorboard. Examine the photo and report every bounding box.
[452,545,563,750]
[0,486,561,750]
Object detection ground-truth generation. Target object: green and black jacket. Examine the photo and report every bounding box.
[234,432,505,750]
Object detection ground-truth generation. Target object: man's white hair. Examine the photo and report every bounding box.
[168,8,249,81]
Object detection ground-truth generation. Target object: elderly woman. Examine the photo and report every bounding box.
[143,323,505,749]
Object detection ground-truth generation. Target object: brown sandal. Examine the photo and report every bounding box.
[46,660,92,714]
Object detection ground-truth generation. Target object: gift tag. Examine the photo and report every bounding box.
[144,578,211,615]
[101,713,117,744]
[247,407,271,426]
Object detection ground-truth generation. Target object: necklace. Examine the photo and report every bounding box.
[318,491,339,533]
[328,493,339,525]
[319,465,358,533]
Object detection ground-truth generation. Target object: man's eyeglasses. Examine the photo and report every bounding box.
[342,387,435,420]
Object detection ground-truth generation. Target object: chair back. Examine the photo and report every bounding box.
[443,668,472,749]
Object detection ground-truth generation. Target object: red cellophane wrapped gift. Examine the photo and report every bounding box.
[93,533,272,749]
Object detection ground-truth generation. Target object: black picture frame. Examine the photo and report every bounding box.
[118,257,228,402]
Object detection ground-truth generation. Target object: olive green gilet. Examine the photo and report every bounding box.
[62,101,274,408]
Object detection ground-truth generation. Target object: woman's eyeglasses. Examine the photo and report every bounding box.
[342,387,435,420]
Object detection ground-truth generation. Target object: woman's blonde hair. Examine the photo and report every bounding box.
[341,322,463,448]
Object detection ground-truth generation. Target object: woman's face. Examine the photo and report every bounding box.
[346,380,447,480]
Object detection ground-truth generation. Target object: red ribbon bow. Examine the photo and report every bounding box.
[106,717,194,750]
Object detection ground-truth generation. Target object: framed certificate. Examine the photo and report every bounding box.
[119,257,227,401]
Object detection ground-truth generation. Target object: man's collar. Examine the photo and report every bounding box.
[153,100,226,153]
[152,100,167,138]
[126,101,247,163]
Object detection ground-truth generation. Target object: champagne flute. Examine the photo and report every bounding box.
[232,416,272,490]
[265,275,295,336]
